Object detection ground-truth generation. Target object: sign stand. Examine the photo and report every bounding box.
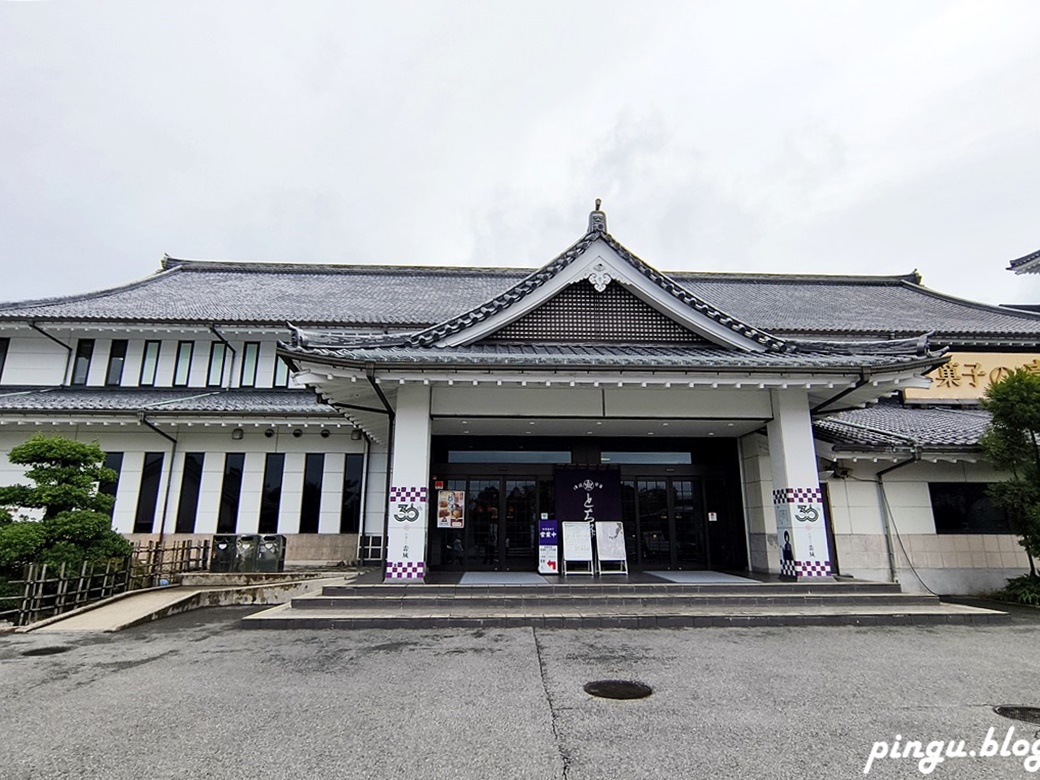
[594,521,628,576]
[538,517,559,575]
[561,521,594,576]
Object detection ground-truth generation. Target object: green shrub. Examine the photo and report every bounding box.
[997,574,1040,606]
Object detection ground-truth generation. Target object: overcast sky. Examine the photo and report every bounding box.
[3,0,1040,308]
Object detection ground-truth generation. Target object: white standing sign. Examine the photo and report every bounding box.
[561,521,594,575]
[595,521,626,561]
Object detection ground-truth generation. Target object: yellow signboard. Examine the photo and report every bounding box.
[904,353,1040,401]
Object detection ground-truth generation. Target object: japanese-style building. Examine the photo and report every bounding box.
[0,205,1037,593]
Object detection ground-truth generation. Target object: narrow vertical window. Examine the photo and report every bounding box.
[0,337,9,382]
[240,342,260,387]
[173,341,194,387]
[133,452,165,533]
[105,340,128,386]
[339,453,364,533]
[99,452,123,518]
[258,453,285,534]
[299,453,324,533]
[206,342,227,387]
[140,340,161,386]
[273,356,290,388]
[217,453,245,533]
[71,339,95,386]
[175,453,205,533]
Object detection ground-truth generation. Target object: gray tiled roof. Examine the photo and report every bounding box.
[0,387,340,416]
[1,245,1040,341]
[1008,248,1040,273]
[683,275,1040,339]
[814,404,991,450]
[409,229,790,352]
[281,340,943,372]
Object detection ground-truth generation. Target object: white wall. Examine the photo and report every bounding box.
[0,425,365,537]
[0,327,301,390]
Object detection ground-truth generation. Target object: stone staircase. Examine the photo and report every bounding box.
[240,580,1008,629]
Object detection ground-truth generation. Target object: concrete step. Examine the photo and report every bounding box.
[289,592,942,610]
[241,600,1009,630]
[318,581,907,597]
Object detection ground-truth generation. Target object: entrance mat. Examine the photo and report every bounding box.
[645,571,762,585]
[459,572,550,586]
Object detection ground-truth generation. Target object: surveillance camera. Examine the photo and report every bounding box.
[320,428,330,438]
[292,429,303,438]
[264,428,275,438]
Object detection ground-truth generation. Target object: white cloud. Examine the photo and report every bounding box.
[1,0,1039,308]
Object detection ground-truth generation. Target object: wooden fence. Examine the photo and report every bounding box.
[0,539,210,628]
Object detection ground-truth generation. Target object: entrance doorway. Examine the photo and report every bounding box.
[428,436,748,573]
[622,479,707,569]
[433,477,551,571]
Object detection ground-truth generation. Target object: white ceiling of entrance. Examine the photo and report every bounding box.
[431,416,766,438]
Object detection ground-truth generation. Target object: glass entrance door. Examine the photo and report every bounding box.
[504,480,538,570]
[635,480,671,567]
[623,477,709,569]
[434,477,542,571]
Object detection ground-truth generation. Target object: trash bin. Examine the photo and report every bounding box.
[257,535,287,572]
[211,534,237,572]
[235,534,260,572]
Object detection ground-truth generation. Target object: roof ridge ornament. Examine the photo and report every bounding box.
[588,199,607,234]
[586,260,613,292]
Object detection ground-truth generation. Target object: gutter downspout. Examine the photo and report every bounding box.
[29,322,74,385]
[209,325,236,388]
[828,417,921,584]
[366,365,395,573]
[137,412,178,547]
[875,450,920,584]
[354,433,370,565]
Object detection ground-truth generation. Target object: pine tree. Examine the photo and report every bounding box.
[980,368,1040,578]
[0,434,131,570]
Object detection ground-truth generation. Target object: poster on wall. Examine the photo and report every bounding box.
[385,484,428,580]
[436,490,465,529]
[773,487,831,579]
[594,521,627,562]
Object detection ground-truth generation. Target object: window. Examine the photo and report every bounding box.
[447,450,570,464]
[105,340,128,386]
[133,452,165,533]
[340,454,364,533]
[273,356,290,388]
[173,341,194,387]
[175,453,205,533]
[930,483,1011,534]
[258,454,285,534]
[71,339,95,386]
[299,453,324,533]
[0,337,8,382]
[240,342,260,387]
[140,340,161,386]
[206,342,227,387]
[601,451,692,464]
[217,453,245,534]
[99,452,123,518]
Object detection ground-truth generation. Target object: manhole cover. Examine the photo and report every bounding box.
[584,680,653,699]
[994,706,1040,725]
[21,646,72,657]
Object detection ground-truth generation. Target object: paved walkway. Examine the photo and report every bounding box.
[26,575,351,633]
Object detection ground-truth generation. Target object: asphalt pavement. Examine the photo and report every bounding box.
[2,601,1040,779]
